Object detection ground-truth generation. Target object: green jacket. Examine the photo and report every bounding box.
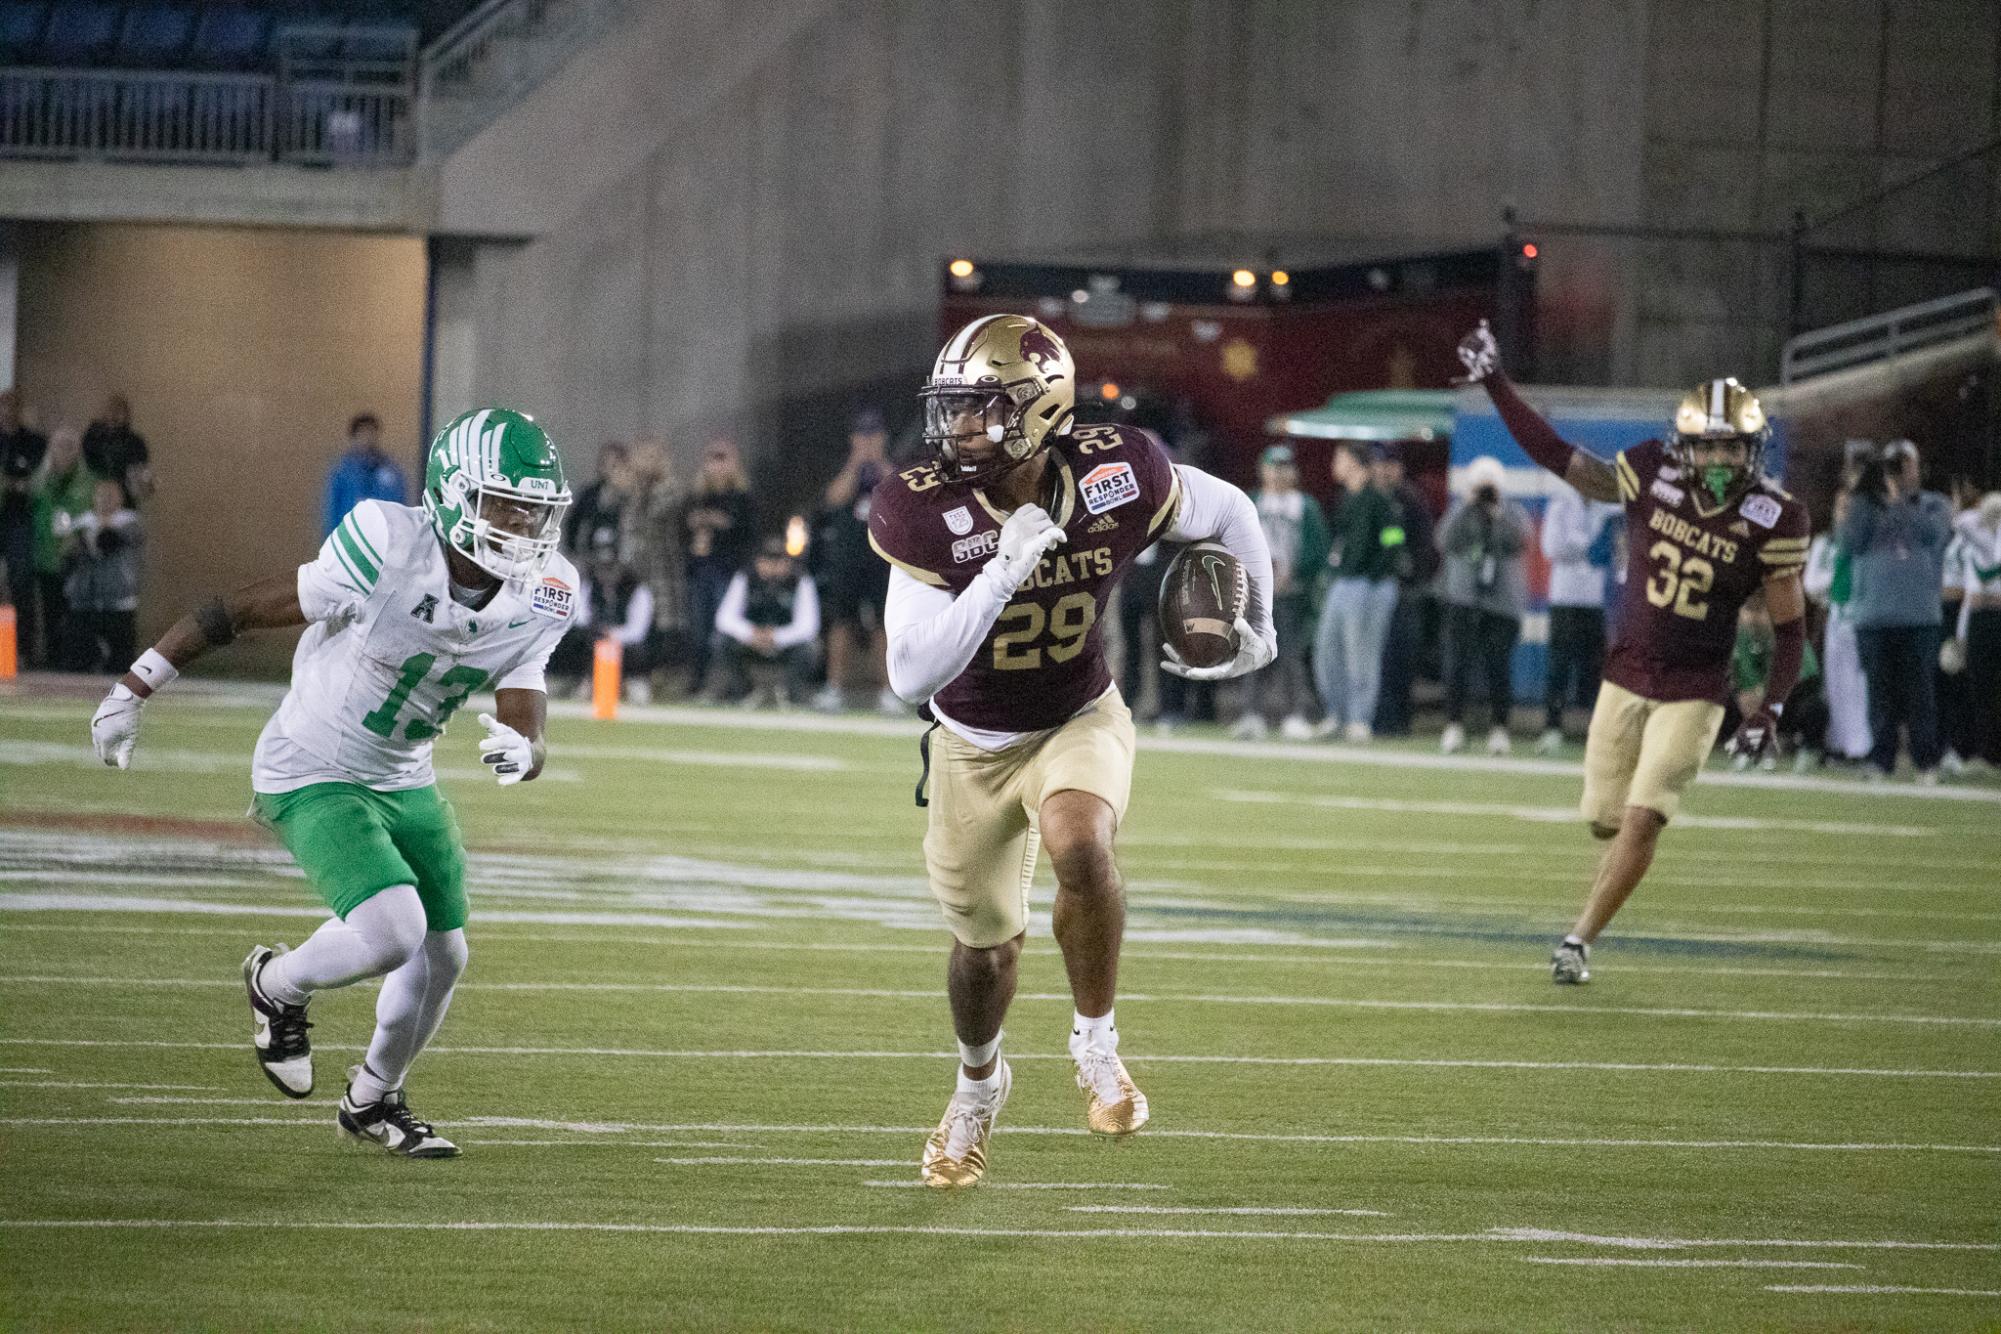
[32,463,96,574]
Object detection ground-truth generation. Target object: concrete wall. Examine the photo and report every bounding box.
[14,224,427,664]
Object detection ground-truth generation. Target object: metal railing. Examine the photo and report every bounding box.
[0,67,273,164]
[1,26,415,166]
[1779,287,1999,384]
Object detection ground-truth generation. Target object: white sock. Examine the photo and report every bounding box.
[1563,934,1586,948]
[354,929,468,1103]
[264,886,426,1004]
[957,1030,1001,1071]
[1070,1008,1117,1053]
[956,1066,1003,1098]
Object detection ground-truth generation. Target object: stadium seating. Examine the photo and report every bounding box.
[0,0,479,69]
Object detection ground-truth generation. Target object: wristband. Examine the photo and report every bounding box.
[129,648,178,696]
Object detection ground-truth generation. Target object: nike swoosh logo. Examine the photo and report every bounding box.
[507,618,532,629]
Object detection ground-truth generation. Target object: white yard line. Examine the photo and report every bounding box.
[0,1081,221,1091]
[9,1040,1993,1082]
[12,975,1991,1028]
[0,1066,52,1074]
[1767,1284,2001,1297]
[1067,1206,1390,1218]
[1523,1257,1863,1269]
[1495,1228,2001,1252]
[653,1156,911,1167]
[1216,788,1949,836]
[862,1181,1171,1191]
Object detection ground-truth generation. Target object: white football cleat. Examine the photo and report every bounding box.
[242,945,313,1099]
[338,1066,460,1158]
[920,1062,1011,1189]
[1551,939,1591,985]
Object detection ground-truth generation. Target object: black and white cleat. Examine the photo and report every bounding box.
[242,944,314,1098]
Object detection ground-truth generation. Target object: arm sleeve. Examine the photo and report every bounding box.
[1481,373,1578,478]
[615,584,653,646]
[714,572,753,643]
[882,565,1009,704]
[773,576,820,650]
[1162,463,1277,654]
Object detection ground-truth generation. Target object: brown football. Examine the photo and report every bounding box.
[1158,541,1248,670]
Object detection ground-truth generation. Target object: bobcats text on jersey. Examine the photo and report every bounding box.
[1606,439,1809,703]
[868,423,1180,732]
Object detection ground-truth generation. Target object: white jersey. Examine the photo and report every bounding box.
[252,501,578,794]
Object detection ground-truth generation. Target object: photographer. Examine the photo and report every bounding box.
[1839,439,1953,781]
[1438,455,1530,755]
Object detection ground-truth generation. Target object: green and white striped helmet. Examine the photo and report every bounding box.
[423,408,571,588]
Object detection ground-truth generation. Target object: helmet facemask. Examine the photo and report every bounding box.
[1671,433,1763,508]
[428,473,568,591]
[921,387,1037,486]
[1670,378,1768,508]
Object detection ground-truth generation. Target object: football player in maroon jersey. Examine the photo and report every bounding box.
[1457,322,1810,984]
[870,314,1275,1187]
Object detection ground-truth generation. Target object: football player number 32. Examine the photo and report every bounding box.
[993,592,1096,670]
[1644,541,1713,620]
[362,652,490,741]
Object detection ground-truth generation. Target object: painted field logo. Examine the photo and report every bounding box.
[1080,461,1140,514]
[944,505,974,536]
[530,577,574,620]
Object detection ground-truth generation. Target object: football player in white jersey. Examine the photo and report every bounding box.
[90,408,578,1157]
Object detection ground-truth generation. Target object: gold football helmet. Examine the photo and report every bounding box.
[1671,377,1769,505]
[920,314,1075,484]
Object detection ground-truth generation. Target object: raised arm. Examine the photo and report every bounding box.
[1457,322,1621,503]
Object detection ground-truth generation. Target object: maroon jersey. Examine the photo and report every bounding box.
[868,423,1182,732]
[1605,438,1810,702]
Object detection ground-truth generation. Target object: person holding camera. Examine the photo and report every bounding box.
[1439,455,1530,755]
[1839,439,1953,782]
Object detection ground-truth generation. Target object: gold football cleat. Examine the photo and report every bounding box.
[1074,1045,1149,1136]
[920,1061,1011,1190]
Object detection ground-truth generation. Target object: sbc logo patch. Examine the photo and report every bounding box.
[1740,494,1782,529]
[1080,461,1140,515]
[952,531,999,564]
[943,505,974,536]
[530,577,575,620]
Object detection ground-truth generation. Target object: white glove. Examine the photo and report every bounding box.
[477,712,535,787]
[1161,616,1277,681]
[90,684,144,769]
[980,503,1067,596]
[1455,319,1500,383]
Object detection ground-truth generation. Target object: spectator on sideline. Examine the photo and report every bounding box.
[0,390,48,653]
[1944,490,2001,770]
[82,393,151,506]
[1840,439,1952,782]
[1312,442,1403,742]
[1803,490,1871,763]
[1371,443,1437,737]
[30,425,93,666]
[682,438,756,696]
[1727,592,1827,771]
[1537,480,1620,752]
[810,408,895,713]
[1438,455,1530,756]
[322,412,407,536]
[563,441,632,556]
[60,477,142,672]
[548,527,659,703]
[622,438,689,682]
[1229,443,1328,741]
[712,535,820,706]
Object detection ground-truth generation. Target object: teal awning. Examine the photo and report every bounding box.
[1266,388,1456,442]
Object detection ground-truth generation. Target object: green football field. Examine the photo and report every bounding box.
[3,682,1998,1331]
